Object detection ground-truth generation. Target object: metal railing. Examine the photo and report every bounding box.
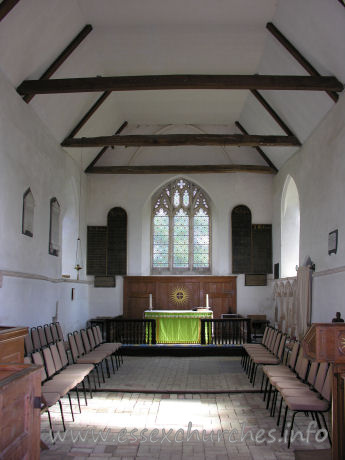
[200,318,252,345]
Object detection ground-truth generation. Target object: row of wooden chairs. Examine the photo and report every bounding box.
[262,342,332,448]
[242,326,288,385]
[24,322,65,355]
[242,326,332,448]
[24,322,123,434]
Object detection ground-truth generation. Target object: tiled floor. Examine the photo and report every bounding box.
[98,356,257,392]
[40,357,331,459]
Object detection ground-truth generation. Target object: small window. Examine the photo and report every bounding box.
[49,198,60,256]
[22,188,34,237]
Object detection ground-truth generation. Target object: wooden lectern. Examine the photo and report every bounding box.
[302,323,345,460]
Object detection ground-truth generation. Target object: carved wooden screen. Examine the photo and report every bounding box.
[232,205,252,273]
[107,207,127,275]
[87,207,127,276]
[87,226,107,275]
[231,206,272,274]
[252,224,272,273]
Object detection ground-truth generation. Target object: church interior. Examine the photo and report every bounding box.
[0,0,345,459]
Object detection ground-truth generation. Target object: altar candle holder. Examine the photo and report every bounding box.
[149,293,153,310]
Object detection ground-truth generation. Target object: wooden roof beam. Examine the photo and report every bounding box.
[17,74,344,95]
[235,122,278,173]
[88,164,276,175]
[84,121,128,173]
[65,90,111,139]
[62,133,301,148]
[20,24,93,103]
[266,22,339,102]
[250,90,296,137]
[0,0,21,22]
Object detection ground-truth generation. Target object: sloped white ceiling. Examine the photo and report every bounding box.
[0,0,343,170]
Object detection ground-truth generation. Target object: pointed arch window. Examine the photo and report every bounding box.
[152,178,211,272]
[22,188,35,237]
[49,198,60,256]
[281,176,300,277]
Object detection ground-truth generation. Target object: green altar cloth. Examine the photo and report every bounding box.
[144,310,213,344]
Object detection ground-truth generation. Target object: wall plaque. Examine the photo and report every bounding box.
[94,276,116,288]
[245,274,267,286]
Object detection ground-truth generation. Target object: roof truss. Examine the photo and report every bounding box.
[62,133,300,148]
[17,74,343,95]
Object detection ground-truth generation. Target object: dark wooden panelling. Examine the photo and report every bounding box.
[107,207,127,275]
[87,226,107,275]
[232,205,252,274]
[123,276,237,319]
[252,224,272,273]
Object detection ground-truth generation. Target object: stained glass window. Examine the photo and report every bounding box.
[152,178,211,271]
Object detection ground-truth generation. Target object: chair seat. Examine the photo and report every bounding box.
[285,396,329,411]
[43,379,75,396]
[253,356,280,364]
[41,392,61,408]
[280,388,315,398]
[263,365,293,376]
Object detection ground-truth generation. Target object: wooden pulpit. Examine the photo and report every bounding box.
[302,323,345,460]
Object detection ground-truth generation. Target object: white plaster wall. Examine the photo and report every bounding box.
[0,69,90,333]
[87,171,274,317]
[272,93,345,322]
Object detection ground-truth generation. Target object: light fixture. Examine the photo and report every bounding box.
[74,152,83,280]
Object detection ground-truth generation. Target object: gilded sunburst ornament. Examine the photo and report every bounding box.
[170,286,189,306]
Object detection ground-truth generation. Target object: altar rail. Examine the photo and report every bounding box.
[200,318,252,345]
[107,319,156,345]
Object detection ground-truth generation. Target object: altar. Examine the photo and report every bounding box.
[144,310,213,344]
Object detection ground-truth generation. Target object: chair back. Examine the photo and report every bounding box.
[95,325,103,344]
[272,332,282,355]
[50,343,63,372]
[44,324,54,345]
[306,361,319,386]
[24,333,34,355]
[81,329,92,353]
[73,331,86,356]
[261,326,270,345]
[31,328,41,351]
[42,347,57,378]
[32,351,48,381]
[57,340,69,368]
[87,328,97,349]
[38,326,47,347]
[50,323,59,342]
[277,334,286,360]
[55,322,64,341]
[68,333,80,362]
[267,330,278,351]
[314,362,329,394]
[287,341,300,369]
[320,366,332,402]
[92,326,101,345]
[297,357,309,380]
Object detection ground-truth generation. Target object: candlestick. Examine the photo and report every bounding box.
[206,294,209,308]
[149,293,153,310]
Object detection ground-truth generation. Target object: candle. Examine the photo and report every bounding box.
[206,294,209,308]
[149,293,153,309]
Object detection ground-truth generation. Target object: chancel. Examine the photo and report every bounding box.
[0,1,344,459]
